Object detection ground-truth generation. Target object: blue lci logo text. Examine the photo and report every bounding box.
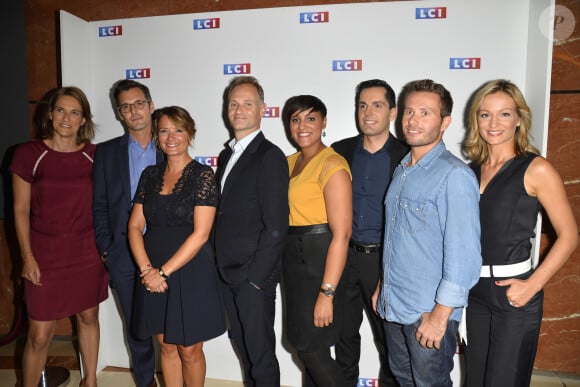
[300,11,329,23]
[449,57,481,69]
[194,156,218,167]
[416,7,447,19]
[193,18,220,30]
[126,68,150,79]
[357,378,379,387]
[223,63,251,75]
[332,59,362,72]
[98,25,122,37]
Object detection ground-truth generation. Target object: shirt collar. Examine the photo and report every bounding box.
[128,135,155,150]
[356,133,394,155]
[402,140,446,169]
[228,129,261,153]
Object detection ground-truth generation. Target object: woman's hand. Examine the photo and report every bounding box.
[21,257,42,286]
[140,268,168,293]
[313,293,334,328]
[496,278,538,308]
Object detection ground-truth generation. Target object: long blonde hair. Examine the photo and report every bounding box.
[464,79,538,164]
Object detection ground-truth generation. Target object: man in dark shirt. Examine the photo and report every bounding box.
[332,79,408,386]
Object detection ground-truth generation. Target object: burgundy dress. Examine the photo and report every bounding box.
[10,140,108,321]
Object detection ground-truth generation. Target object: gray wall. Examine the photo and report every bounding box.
[1,1,29,219]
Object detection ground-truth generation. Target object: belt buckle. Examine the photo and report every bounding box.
[363,245,372,254]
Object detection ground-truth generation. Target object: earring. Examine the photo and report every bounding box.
[322,129,326,138]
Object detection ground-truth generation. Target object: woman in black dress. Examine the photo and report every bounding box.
[463,80,578,386]
[128,106,225,387]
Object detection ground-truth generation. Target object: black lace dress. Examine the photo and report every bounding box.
[132,160,226,346]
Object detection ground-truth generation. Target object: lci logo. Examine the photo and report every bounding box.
[416,7,447,19]
[332,60,363,72]
[358,378,379,387]
[126,68,150,79]
[98,25,122,37]
[300,11,329,24]
[193,18,220,30]
[194,156,218,168]
[263,107,280,118]
[223,63,251,75]
[449,57,481,70]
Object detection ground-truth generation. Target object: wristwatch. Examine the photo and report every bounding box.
[319,285,336,297]
[159,268,169,279]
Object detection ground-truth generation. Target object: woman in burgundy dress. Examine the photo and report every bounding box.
[11,86,108,387]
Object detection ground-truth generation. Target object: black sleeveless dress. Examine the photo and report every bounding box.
[132,160,226,346]
[473,152,540,267]
[465,152,544,387]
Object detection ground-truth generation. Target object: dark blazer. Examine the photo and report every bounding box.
[92,133,164,273]
[331,133,409,180]
[213,131,289,288]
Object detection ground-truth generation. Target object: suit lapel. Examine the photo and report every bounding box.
[220,132,264,198]
[118,134,132,201]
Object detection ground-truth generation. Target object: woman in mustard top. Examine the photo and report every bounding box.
[282,95,352,386]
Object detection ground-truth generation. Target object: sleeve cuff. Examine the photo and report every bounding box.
[435,278,469,308]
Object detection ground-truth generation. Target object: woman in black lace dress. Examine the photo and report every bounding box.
[128,106,225,387]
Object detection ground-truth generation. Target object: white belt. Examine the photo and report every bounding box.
[480,258,532,278]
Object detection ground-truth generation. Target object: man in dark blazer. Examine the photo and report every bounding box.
[213,76,289,387]
[331,79,409,387]
[93,80,163,387]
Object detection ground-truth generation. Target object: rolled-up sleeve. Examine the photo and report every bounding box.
[435,167,482,309]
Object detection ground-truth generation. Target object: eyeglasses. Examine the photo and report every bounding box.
[118,100,149,114]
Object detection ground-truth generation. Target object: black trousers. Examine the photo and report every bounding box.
[465,274,543,387]
[220,279,280,387]
[334,247,396,387]
[107,259,156,387]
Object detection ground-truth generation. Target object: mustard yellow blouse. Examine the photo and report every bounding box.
[287,147,351,226]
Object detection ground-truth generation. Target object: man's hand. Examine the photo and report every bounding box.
[371,280,381,315]
[415,304,453,349]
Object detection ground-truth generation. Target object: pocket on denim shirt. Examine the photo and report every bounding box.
[398,198,428,233]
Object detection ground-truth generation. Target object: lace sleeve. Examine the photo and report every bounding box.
[194,166,218,207]
[318,153,351,189]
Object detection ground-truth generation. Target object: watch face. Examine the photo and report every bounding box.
[320,287,335,297]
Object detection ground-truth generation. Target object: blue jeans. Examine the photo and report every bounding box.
[384,318,458,387]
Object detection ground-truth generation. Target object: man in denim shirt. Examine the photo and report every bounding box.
[373,79,481,386]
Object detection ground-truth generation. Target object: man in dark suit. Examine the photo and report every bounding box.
[93,80,163,387]
[331,79,409,387]
[213,76,289,386]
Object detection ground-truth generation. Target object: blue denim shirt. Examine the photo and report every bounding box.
[377,141,481,324]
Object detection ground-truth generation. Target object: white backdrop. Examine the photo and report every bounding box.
[60,0,554,385]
